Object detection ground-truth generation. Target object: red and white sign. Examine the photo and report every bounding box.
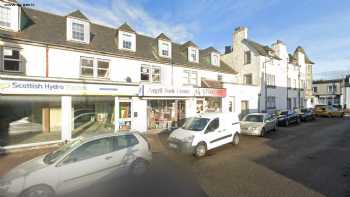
[140,85,226,97]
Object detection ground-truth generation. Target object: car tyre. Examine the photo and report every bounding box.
[260,128,266,137]
[129,158,149,176]
[232,133,239,145]
[194,142,207,158]
[21,185,54,197]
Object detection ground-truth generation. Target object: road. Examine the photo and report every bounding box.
[1,117,350,197]
[157,117,350,197]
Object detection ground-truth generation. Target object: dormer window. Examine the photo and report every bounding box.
[118,31,136,52]
[72,22,85,41]
[66,10,90,44]
[0,5,10,28]
[158,40,171,58]
[122,34,132,49]
[211,53,220,66]
[188,47,199,63]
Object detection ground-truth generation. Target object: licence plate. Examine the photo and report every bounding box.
[169,143,178,149]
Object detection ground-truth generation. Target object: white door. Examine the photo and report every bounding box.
[56,137,115,194]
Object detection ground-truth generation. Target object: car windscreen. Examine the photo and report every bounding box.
[243,115,263,122]
[280,111,288,115]
[43,139,82,164]
[301,109,308,112]
[182,117,210,131]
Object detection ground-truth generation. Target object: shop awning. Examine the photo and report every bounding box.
[201,79,222,88]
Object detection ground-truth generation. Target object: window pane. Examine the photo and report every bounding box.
[98,61,109,69]
[81,67,93,76]
[119,102,131,118]
[141,66,150,81]
[81,58,93,68]
[4,49,20,59]
[97,60,109,78]
[123,40,131,49]
[152,67,160,82]
[0,6,10,27]
[69,138,113,162]
[97,69,108,78]
[4,60,20,71]
[72,23,84,41]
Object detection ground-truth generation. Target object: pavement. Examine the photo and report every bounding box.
[1,117,350,197]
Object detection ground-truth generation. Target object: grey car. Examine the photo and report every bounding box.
[240,113,278,137]
[0,132,152,197]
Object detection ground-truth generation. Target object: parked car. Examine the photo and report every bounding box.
[0,132,152,197]
[277,110,300,126]
[240,113,277,137]
[298,108,316,121]
[167,112,240,157]
[315,105,345,118]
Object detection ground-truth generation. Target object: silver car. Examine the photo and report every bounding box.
[240,113,278,136]
[0,132,152,197]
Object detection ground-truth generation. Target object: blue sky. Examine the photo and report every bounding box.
[28,0,350,79]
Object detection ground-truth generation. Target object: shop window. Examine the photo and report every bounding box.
[206,97,222,112]
[2,48,23,73]
[196,100,204,113]
[141,65,161,83]
[72,97,115,138]
[119,102,131,131]
[0,96,61,146]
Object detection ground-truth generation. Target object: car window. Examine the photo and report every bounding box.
[114,135,139,150]
[244,115,264,122]
[63,137,113,164]
[206,118,219,133]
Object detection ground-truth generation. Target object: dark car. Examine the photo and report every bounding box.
[298,108,316,121]
[277,110,300,126]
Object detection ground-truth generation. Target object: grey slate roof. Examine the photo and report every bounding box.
[182,41,198,48]
[294,46,314,64]
[156,33,171,41]
[0,8,236,75]
[242,39,281,60]
[200,47,220,55]
[67,10,89,21]
[118,22,136,33]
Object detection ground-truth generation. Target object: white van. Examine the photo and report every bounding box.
[167,113,240,157]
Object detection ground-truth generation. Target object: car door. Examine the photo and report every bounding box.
[204,118,229,150]
[56,137,115,194]
[264,115,273,131]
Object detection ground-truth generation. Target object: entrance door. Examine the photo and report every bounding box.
[119,101,132,131]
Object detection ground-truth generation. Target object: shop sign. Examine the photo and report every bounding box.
[140,85,226,97]
[0,79,139,96]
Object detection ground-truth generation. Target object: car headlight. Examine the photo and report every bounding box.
[183,135,194,143]
[249,127,258,131]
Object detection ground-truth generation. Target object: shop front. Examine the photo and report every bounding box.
[0,78,139,148]
[139,85,226,131]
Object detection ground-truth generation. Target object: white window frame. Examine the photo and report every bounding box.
[72,22,85,41]
[2,47,23,73]
[188,47,199,63]
[158,40,171,58]
[141,64,161,83]
[67,17,90,44]
[80,57,110,79]
[183,70,198,86]
[118,31,136,52]
[0,5,10,28]
[211,53,220,66]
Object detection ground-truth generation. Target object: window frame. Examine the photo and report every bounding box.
[160,42,170,57]
[183,70,198,86]
[80,57,110,79]
[96,59,110,79]
[121,33,133,50]
[141,64,161,83]
[0,5,11,28]
[71,22,85,42]
[243,73,253,85]
[2,47,23,73]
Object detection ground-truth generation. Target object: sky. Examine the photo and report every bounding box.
[26,0,350,79]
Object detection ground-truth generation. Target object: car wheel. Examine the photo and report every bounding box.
[232,133,239,145]
[260,128,266,137]
[194,142,207,158]
[129,158,149,176]
[21,185,54,197]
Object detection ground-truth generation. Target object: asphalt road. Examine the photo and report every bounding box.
[1,117,350,197]
[158,116,350,197]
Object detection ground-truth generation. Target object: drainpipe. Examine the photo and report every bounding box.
[45,45,49,77]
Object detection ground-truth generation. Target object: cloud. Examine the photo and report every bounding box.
[30,0,194,43]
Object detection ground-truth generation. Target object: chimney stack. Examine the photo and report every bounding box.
[271,40,288,59]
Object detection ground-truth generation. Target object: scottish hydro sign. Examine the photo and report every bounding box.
[0,79,139,96]
[140,85,226,97]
